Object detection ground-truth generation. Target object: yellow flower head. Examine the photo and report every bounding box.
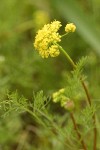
[52,88,75,111]
[34,21,62,58]
[52,88,65,103]
[65,23,76,33]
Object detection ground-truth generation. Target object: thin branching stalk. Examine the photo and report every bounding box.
[81,79,97,150]
[59,46,97,150]
[93,115,97,150]
[58,45,76,69]
[70,113,87,150]
[81,80,91,106]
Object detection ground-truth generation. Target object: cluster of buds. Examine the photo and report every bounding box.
[52,88,75,111]
[65,23,76,33]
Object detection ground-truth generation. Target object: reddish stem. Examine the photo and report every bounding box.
[70,113,87,150]
[81,80,97,150]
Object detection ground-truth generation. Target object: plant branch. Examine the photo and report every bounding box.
[59,46,97,150]
[93,114,97,150]
[58,45,76,69]
[70,113,87,150]
[80,79,97,150]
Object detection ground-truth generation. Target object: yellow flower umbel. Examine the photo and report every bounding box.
[52,88,65,103]
[65,23,76,33]
[34,21,62,58]
[52,88,75,111]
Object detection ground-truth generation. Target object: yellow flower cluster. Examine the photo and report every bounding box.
[52,88,65,103]
[65,23,76,33]
[52,88,75,110]
[34,21,62,58]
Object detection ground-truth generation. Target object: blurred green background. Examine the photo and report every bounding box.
[0,0,100,149]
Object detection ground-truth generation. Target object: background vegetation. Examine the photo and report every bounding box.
[0,0,100,149]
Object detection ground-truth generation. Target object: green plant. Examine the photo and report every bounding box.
[33,20,98,150]
[0,20,99,150]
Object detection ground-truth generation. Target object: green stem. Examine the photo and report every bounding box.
[61,33,68,38]
[58,45,76,69]
[24,108,46,127]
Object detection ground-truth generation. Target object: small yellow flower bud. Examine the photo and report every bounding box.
[61,97,69,107]
[52,92,59,103]
[49,45,60,57]
[52,88,65,103]
[65,23,76,33]
[59,88,65,93]
[52,88,75,111]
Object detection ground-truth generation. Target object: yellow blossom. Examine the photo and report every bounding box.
[59,88,65,93]
[65,23,76,33]
[49,45,60,57]
[34,21,62,58]
[52,88,75,111]
[52,88,65,103]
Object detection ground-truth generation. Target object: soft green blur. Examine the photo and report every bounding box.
[0,0,100,149]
